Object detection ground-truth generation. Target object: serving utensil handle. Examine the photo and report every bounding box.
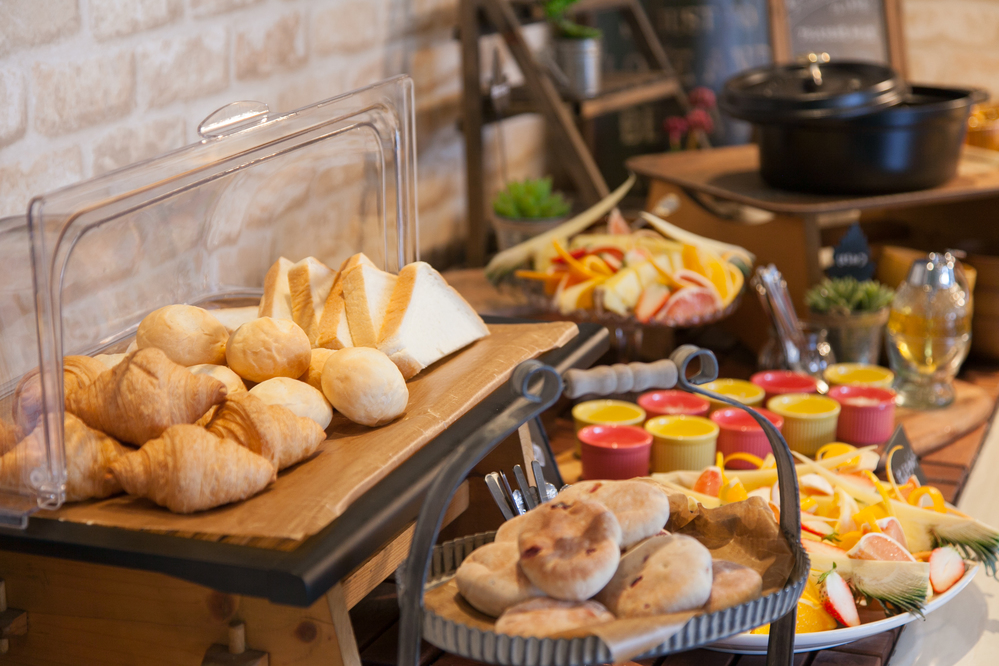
[563,359,678,398]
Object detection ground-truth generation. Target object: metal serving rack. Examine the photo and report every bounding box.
[397,345,808,666]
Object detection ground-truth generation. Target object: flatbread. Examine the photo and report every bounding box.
[454,542,543,617]
[495,598,615,637]
[558,479,671,547]
[705,560,763,613]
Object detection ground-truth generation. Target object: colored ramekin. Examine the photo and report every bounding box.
[766,393,841,456]
[578,424,653,480]
[644,415,719,473]
[710,407,785,469]
[572,399,647,456]
[637,390,710,419]
[829,384,897,445]
[700,379,766,414]
[750,370,819,403]
[824,363,895,389]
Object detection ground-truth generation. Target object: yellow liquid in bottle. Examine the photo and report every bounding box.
[887,307,971,374]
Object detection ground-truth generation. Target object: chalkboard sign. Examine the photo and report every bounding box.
[768,0,906,75]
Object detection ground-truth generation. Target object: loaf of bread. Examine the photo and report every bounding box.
[342,262,397,348]
[377,262,488,379]
[136,305,228,366]
[321,347,408,426]
[316,254,375,350]
[300,348,335,392]
[249,377,333,429]
[289,257,336,344]
[188,364,247,395]
[226,317,311,383]
[258,257,294,320]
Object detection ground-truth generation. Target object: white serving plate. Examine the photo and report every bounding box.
[707,564,980,654]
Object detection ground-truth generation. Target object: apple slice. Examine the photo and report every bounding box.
[635,284,671,323]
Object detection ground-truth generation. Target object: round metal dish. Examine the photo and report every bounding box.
[422,530,809,666]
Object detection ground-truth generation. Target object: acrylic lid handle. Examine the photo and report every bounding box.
[198,101,270,139]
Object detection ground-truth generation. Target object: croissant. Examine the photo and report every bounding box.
[0,413,130,502]
[206,392,325,470]
[66,348,227,446]
[110,424,276,513]
[13,355,108,435]
[0,418,22,457]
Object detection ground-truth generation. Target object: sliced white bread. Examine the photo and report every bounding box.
[289,256,336,344]
[315,253,377,349]
[315,279,353,349]
[343,263,398,348]
[207,306,259,335]
[377,262,489,379]
[258,257,294,320]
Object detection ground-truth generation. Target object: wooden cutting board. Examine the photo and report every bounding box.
[44,322,579,541]
[897,379,997,456]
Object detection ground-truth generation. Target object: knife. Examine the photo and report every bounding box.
[485,473,514,520]
[514,465,538,510]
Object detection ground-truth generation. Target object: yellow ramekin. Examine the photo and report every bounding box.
[701,379,766,414]
[572,400,646,455]
[766,393,841,457]
[823,363,895,389]
[644,415,719,473]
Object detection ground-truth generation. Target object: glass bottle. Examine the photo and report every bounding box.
[886,252,972,408]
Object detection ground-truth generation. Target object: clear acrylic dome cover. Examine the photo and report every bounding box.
[0,76,418,526]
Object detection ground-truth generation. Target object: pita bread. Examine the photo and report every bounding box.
[454,541,543,617]
[558,479,671,547]
[495,598,615,637]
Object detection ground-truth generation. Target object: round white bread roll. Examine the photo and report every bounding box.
[226,317,311,384]
[136,304,228,366]
[300,348,335,393]
[249,377,333,429]
[321,347,408,427]
[188,364,247,396]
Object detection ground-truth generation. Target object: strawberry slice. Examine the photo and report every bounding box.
[820,569,860,627]
[635,284,671,323]
[929,546,965,594]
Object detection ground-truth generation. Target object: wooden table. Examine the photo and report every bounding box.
[626,145,999,352]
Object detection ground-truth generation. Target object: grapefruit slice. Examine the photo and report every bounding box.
[874,517,909,550]
[653,287,721,326]
[635,284,671,323]
[848,532,916,562]
[692,466,723,497]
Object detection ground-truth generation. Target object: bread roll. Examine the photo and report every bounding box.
[136,305,228,366]
[321,347,407,426]
[495,599,615,637]
[454,541,543,617]
[226,317,311,384]
[188,364,247,395]
[300,348,335,392]
[558,479,671,548]
[249,377,333,429]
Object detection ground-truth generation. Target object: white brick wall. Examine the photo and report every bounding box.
[0,0,549,261]
[904,0,999,96]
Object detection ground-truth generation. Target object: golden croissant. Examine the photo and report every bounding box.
[0,418,23,458]
[206,392,325,470]
[66,348,227,446]
[13,355,108,435]
[0,413,131,502]
[110,424,276,513]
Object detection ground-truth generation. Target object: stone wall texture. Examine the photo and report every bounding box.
[0,0,997,252]
[0,0,549,261]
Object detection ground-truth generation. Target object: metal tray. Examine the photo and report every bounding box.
[422,531,808,666]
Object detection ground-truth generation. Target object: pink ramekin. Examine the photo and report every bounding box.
[710,407,785,469]
[828,385,897,445]
[751,370,819,403]
[637,390,710,419]
[578,424,653,480]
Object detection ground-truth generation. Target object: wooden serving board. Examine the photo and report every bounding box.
[896,379,997,456]
[42,322,579,541]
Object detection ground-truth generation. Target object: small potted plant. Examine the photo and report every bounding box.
[542,0,603,97]
[491,177,572,251]
[805,277,895,364]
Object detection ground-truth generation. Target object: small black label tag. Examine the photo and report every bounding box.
[828,223,875,281]
[877,426,927,485]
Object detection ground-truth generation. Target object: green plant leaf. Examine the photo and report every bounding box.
[492,177,571,219]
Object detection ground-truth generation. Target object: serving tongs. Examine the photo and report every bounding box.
[753,265,830,392]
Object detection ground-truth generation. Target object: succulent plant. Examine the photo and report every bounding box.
[492,177,572,220]
[541,0,602,39]
[806,277,895,316]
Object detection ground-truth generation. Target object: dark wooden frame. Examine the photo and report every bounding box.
[767,0,908,77]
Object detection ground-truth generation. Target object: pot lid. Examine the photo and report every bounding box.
[720,56,906,123]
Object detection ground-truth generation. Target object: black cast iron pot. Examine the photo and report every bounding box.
[721,60,988,195]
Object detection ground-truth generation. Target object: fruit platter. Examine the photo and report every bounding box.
[653,443,996,652]
[485,177,752,329]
